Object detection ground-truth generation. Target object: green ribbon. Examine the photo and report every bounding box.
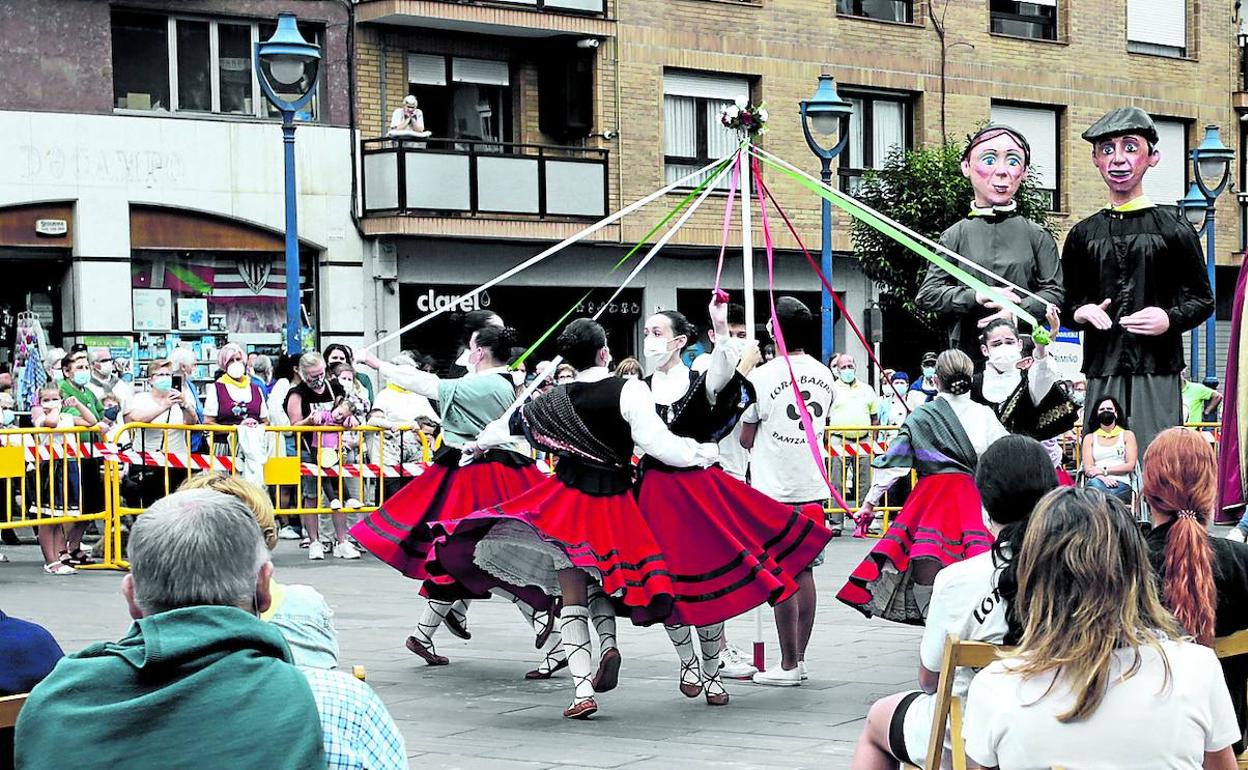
[755,152,1040,330]
[512,157,732,367]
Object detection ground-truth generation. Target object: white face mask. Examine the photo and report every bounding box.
[454,348,471,369]
[987,344,1022,371]
[643,336,674,371]
[226,361,246,380]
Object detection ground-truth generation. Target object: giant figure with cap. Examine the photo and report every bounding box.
[1060,106,1214,455]
[916,124,1064,360]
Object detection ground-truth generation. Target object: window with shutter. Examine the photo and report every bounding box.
[662,71,750,189]
[1143,120,1189,206]
[838,90,915,194]
[990,103,1061,210]
[1127,0,1187,57]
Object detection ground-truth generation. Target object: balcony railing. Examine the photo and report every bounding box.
[361,137,608,219]
[476,0,606,13]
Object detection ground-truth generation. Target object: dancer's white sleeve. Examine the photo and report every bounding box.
[620,379,718,468]
[1028,355,1058,406]
[377,362,441,400]
[702,342,737,403]
[861,466,909,508]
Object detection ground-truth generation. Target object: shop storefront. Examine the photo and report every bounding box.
[128,206,315,389]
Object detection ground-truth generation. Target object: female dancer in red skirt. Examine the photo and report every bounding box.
[637,296,832,705]
[429,318,726,719]
[838,349,1008,625]
[351,325,562,675]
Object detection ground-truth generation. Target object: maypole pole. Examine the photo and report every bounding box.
[739,141,756,342]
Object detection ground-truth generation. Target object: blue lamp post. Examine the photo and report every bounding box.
[255,13,321,355]
[800,74,854,365]
[1178,181,1210,378]
[1190,124,1234,388]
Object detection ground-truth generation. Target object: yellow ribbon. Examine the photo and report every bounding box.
[386,383,409,394]
[219,373,251,389]
[1095,425,1124,439]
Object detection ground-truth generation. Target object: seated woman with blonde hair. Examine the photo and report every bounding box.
[178,472,339,669]
[963,486,1239,770]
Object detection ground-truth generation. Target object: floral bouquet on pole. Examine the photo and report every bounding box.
[720,97,768,139]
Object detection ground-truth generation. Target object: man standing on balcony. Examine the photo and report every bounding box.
[916,124,1063,362]
[1061,106,1213,455]
[389,95,431,140]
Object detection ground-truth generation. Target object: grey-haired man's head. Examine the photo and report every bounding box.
[122,489,273,619]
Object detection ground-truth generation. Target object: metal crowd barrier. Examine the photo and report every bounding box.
[0,426,123,569]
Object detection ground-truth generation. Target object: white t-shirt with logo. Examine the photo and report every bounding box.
[123,392,191,456]
[743,354,835,503]
[899,549,1013,764]
[965,638,1239,770]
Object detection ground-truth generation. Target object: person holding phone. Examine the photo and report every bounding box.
[123,359,201,506]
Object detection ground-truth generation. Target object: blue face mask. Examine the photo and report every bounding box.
[103,405,120,421]
[0,410,14,426]
[151,375,173,392]
[71,371,90,387]
[839,369,857,385]
[922,366,936,378]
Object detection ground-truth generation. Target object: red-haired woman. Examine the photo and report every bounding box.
[1143,426,1248,753]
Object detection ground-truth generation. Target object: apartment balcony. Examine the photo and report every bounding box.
[360,137,611,240]
[357,0,615,38]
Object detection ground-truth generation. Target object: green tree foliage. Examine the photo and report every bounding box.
[847,138,1052,325]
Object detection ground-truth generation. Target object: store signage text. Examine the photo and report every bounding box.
[414,289,490,313]
[34,219,67,237]
[18,145,184,187]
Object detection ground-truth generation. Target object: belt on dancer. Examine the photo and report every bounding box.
[432,444,536,469]
[555,455,634,497]
[636,455,701,476]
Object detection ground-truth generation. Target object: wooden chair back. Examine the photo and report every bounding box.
[1213,629,1248,770]
[0,693,27,729]
[924,635,1002,770]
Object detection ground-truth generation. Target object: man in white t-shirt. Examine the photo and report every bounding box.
[740,297,835,688]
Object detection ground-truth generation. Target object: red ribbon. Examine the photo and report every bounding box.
[752,156,854,515]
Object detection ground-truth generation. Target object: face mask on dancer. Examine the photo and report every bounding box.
[987,344,1023,371]
[643,336,674,371]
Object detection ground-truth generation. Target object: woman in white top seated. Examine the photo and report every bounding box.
[850,435,1058,769]
[1081,395,1137,502]
[963,486,1240,770]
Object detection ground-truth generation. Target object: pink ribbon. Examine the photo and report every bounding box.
[752,157,854,515]
[712,154,742,299]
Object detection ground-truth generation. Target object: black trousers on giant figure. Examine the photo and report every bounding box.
[1084,373,1182,460]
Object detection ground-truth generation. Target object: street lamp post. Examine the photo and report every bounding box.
[1178,181,1210,378]
[256,13,322,355]
[1191,124,1234,387]
[800,74,854,365]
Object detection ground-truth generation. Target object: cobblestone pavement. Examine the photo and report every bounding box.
[2,529,924,769]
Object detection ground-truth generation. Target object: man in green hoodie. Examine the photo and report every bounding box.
[15,489,327,770]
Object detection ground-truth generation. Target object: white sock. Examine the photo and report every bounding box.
[666,625,702,689]
[449,599,471,628]
[413,600,453,649]
[698,623,727,698]
[587,583,617,654]
[559,605,595,703]
[511,595,565,673]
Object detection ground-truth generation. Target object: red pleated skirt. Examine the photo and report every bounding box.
[426,475,679,625]
[836,472,991,625]
[635,466,832,627]
[349,460,545,580]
